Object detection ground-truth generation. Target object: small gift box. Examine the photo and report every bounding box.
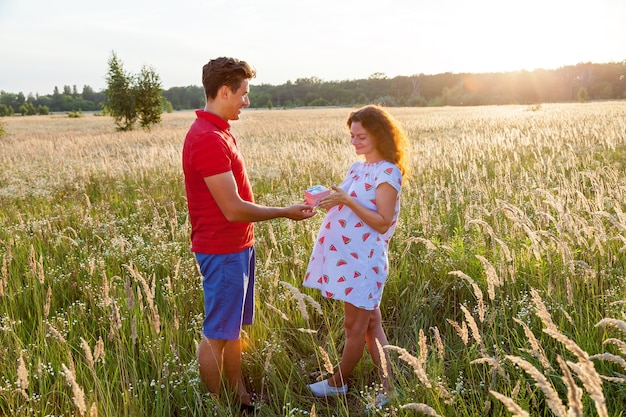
[305,185,330,206]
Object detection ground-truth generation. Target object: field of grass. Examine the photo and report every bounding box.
[1,102,626,416]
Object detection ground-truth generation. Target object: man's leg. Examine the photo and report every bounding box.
[196,248,255,404]
[197,337,226,395]
[223,339,252,404]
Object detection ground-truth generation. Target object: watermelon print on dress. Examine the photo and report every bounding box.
[303,160,402,310]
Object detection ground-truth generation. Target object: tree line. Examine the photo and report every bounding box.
[0,85,106,116]
[1,60,624,117]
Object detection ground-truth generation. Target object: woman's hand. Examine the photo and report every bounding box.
[317,186,349,210]
[318,184,398,234]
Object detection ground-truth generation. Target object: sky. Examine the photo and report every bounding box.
[1,0,625,96]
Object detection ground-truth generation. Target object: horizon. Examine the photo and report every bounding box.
[3,59,624,98]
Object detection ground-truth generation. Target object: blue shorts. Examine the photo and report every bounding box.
[195,247,255,340]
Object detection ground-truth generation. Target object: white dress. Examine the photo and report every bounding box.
[303,160,402,310]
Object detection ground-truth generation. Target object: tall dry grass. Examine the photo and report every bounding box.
[1,102,626,416]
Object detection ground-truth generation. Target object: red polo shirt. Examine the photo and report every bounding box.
[182,110,254,254]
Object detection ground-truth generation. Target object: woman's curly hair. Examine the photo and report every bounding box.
[347,105,411,177]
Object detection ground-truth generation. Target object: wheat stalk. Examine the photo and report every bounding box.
[267,222,278,250]
[513,317,551,371]
[565,277,573,306]
[44,286,52,319]
[374,337,390,381]
[123,263,160,334]
[109,299,122,337]
[602,338,626,356]
[470,355,507,379]
[93,336,105,364]
[556,355,584,417]
[301,292,323,317]
[467,218,514,264]
[265,302,290,321]
[296,328,317,334]
[449,270,485,322]
[61,363,87,416]
[530,288,557,331]
[16,351,29,399]
[315,343,334,374]
[475,255,501,301]
[130,316,138,345]
[596,318,626,334]
[532,288,608,417]
[280,281,310,321]
[385,339,432,388]
[402,236,437,257]
[124,275,135,310]
[600,374,626,383]
[505,355,567,417]
[565,360,608,417]
[461,304,486,355]
[80,337,95,370]
[400,403,441,416]
[0,253,7,297]
[46,324,67,344]
[489,390,529,417]
[263,342,274,374]
[36,253,44,284]
[589,352,626,372]
[431,326,445,361]
[101,271,111,307]
[447,318,469,345]
[543,326,607,415]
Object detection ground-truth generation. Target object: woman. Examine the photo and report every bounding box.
[303,105,410,407]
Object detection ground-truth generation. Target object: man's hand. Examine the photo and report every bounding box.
[283,204,317,220]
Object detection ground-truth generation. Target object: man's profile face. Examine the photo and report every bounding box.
[224,79,250,121]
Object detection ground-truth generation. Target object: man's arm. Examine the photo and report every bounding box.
[205,171,316,222]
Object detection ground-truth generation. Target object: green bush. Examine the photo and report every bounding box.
[0,103,13,116]
[105,52,162,131]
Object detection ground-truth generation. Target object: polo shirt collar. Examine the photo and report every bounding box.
[196,109,230,130]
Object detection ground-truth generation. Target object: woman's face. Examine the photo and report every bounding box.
[350,121,381,161]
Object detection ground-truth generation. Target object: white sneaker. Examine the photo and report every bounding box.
[307,379,348,397]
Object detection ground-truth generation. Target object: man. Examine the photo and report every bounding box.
[182,57,315,408]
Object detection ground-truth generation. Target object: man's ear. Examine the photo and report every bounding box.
[218,84,231,99]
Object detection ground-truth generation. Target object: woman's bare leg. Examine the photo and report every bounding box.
[365,308,392,391]
[328,302,372,388]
